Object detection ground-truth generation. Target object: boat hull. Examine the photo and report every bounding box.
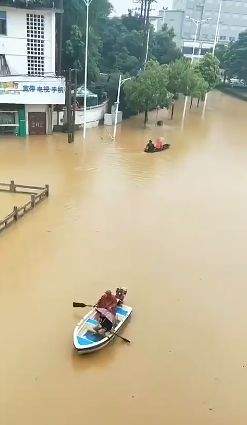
[73,305,132,354]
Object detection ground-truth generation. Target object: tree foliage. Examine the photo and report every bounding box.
[124,60,172,123]
[195,53,220,90]
[150,25,182,65]
[62,0,112,81]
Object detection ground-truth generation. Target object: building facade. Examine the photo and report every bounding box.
[173,0,247,58]
[0,2,65,136]
[150,9,185,46]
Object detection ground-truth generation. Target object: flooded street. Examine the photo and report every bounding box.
[1,91,247,425]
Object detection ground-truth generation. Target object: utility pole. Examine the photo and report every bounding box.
[202,0,223,118]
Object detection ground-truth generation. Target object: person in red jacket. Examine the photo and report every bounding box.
[96,290,118,315]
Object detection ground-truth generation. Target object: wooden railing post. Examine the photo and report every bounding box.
[13,206,18,221]
[31,195,35,208]
[10,180,16,192]
[45,184,49,196]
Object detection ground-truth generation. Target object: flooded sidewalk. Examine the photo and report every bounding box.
[1,91,247,425]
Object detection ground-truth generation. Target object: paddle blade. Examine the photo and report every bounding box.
[121,336,131,344]
[73,302,88,308]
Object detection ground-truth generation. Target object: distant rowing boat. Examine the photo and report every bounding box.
[73,305,132,354]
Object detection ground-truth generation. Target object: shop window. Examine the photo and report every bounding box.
[0,11,6,35]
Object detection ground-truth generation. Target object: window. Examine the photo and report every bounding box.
[26,13,45,76]
[0,54,10,75]
[219,35,227,40]
[0,11,6,35]
[229,36,235,42]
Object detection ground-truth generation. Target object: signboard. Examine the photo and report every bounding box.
[0,78,66,105]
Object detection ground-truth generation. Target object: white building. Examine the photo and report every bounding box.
[173,0,247,60]
[150,9,185,47]
[0,1,65,136]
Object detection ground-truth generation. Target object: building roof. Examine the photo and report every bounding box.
[76,86,98,98]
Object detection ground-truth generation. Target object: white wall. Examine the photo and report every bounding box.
[53,101,109,128]
[75,101,108,127]
[0,6,55,75]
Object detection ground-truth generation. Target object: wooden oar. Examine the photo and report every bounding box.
[73,301,131,344]
[107,330,131,344]
[73,302,94,308]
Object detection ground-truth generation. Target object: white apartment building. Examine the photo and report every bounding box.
[0,1,65,136]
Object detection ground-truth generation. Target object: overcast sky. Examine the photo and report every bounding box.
[110,0,172,16]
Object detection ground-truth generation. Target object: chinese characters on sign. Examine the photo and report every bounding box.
[0,79,66,104]
[22,85,64,93]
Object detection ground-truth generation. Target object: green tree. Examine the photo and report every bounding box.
[124,60,172,124]
[195,53,220,89]
[228,31,247,83]
[167,58,191,118]
[150,25,182,65]
[100,16,144,75]
[189,72,208,108]
[62,0,112,82]
[64,24,101,82]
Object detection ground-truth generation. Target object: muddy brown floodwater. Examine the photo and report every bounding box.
[1,91,247,425]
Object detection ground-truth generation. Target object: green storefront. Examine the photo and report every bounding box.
[0,104,26,136]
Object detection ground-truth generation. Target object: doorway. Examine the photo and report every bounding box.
[28,112,46,135]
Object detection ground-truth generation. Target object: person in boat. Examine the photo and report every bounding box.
[145,140,155,152]
[116,287,127,306]
[155,137,165,150]
[96,310,115,335]
[96,290,118,314]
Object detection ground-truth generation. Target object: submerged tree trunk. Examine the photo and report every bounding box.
[197,98,200,108]
[170,102,175,120]
[190,97,193,109]
[144,109,148,125]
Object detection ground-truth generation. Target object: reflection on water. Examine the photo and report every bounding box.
[1,91,247,425]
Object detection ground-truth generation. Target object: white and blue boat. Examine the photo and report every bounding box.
[73,305,132,353]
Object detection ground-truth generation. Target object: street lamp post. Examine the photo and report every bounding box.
[113,75,131,140]
[202,0,223,118]
[181,16,211,129]
[82,0,93,140]
[144,27,150,68]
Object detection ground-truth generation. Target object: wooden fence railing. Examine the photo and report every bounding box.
[0,180,49,233]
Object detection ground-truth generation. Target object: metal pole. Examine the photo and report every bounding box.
[144,27,150,67]
[83,0,90,140]
[182,21,198,129]
[191,21,199,64]
[213,0,222,55]
[202,0,222,118]
[113,74,122,140]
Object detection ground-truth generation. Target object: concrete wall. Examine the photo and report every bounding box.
[53,101,109,128]
[0,6,56,75]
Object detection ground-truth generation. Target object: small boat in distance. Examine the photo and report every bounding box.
[73,304,132,354]
[144,143,170,153]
